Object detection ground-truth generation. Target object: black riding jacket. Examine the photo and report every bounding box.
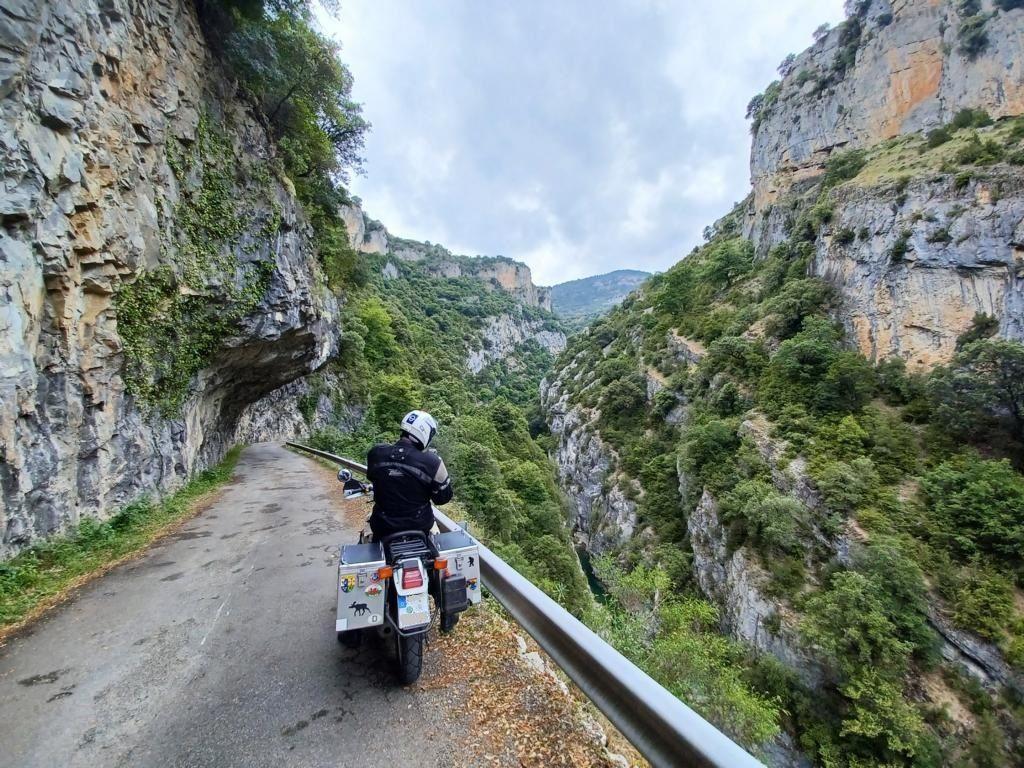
[366,436,453,533]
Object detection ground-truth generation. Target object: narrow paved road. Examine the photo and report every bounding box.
[0,444,463,768]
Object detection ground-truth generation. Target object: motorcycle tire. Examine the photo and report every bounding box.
[440,613,459,634]
[396,632,424,684]
[338,629,362,649]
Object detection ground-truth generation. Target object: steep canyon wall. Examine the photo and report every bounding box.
[748,0,1024,366]
[0,0,338,557]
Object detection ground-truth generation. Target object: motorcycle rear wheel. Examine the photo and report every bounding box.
[338,629,362,649]
[396,632,424,684]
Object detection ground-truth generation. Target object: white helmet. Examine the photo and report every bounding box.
[400,410,438,449]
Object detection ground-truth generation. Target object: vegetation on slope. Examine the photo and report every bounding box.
[304,254,592,616]
[552,178,1024,763]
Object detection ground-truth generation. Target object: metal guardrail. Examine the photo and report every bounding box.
[286,441,765,768]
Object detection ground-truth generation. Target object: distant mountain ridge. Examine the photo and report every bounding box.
[550,269,650,325]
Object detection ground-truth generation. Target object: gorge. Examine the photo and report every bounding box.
[542,1,1024,765]
[1,0,1023,766]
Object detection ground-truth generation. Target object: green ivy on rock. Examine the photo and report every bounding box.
[116,116,279,414]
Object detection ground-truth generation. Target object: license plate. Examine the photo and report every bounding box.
[397,592,430,628]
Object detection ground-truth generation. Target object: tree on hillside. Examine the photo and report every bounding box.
[224,11,367,186]
[920,453,1024,575]
[195,0,370,286]
[929,339,1024,447]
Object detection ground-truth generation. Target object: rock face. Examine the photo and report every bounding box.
[0,0,336,557]
[748,155,1024,367]
[771,173,1022,367]
[338,202,388,255]
[745,0,1024,366]
[929,606,1024,693]
[540,375,637,555]
[466,313,567,374]
[750,0,1024,208]
[233,371,362,448]
[687,490,825,689]
[469,258,553,312]
[337,203,554,311]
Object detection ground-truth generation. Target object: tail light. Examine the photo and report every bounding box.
[401,564,424,589]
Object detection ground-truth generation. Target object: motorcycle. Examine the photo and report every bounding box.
[333,468,481,684]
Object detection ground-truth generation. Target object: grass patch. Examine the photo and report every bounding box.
[0,446,242,636]
[845,118,1024,188]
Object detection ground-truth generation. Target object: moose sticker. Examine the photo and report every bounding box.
[349,601,370,616]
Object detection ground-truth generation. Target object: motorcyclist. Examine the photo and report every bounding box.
[366,410,453,540]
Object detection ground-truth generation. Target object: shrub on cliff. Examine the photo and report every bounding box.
[703,336,768,382]
[800,569,931,765]
[920,453,1024,576]
[592,560,782,746]
[929,338,1024,447]
[958,14,991,59]
[956,313,999,350]
[700,237,755,287]
[197,0,369,287]
[680,417,743,499]
[759,318,874,416]
[822,148,868,188]
[832,17,863,77]
[760,278,833,339]
[926,126,953,148]
[721,479,809,555]
[948,565,1015,640]
[746,80,781,133]
[955,132,1005,165]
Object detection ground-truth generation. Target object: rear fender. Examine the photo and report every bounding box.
[392,559,430,630]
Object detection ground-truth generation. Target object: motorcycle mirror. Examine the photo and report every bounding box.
[337,468,352,484]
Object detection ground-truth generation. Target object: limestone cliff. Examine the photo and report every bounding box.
[746,0,1024,367]
[541,372,638,556]
[338,202,388,255]
[339,201,553,311]
[750,0,1024,209]
[0,0,337,557]
[466,313,566,374]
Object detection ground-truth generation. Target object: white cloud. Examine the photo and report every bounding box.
[322,0,847,284]
[505,189,545,214]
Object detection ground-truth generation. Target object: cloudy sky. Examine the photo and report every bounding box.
[323,1,846,286]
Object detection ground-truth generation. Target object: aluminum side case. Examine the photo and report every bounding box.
[433,530,481,605]
[337,542,386,632]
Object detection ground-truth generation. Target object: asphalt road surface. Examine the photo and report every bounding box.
[0,443,465,768]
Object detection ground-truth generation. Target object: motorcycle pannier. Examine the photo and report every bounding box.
[337,542,387,632]
[433,530,481,606]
